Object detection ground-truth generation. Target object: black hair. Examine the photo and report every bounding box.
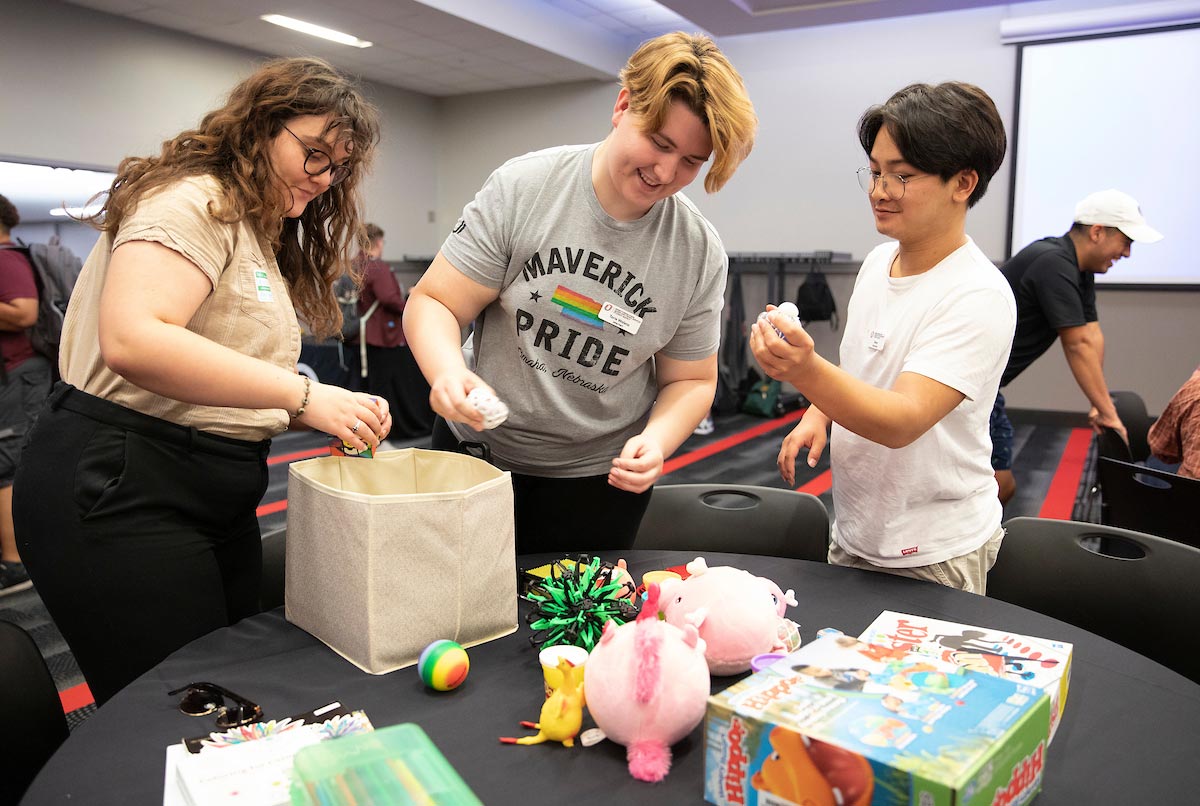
[858,82,1006,208]
[0,194,19,232]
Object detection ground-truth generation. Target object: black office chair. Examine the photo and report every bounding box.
[634,484,830,562]
[0,620,70,806]
[259,525,287,611]
[1109,390,1154,462]
[990,517,1200,683]
[1097,457,1200,548]
[1095,426,1132,462]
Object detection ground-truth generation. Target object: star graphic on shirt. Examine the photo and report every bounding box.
[617,328,629,337]
[529,290,542,302]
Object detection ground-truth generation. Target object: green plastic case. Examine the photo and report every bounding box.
[289,723,482,805]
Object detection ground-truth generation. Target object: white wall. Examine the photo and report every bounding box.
[4,0,1195,412]
[434,2,1199,413]
[2,0,441,258]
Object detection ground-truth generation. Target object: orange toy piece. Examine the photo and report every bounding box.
[500,657,586,748]
[751,727,874,806]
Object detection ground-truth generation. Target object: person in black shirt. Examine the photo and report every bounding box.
[991,189,1162,503]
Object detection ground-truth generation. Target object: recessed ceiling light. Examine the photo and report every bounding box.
[260,14,373,48]
[50,205,104,218]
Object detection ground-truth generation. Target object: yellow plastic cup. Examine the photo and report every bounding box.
[641,570,683,590]
[539,645,588,700]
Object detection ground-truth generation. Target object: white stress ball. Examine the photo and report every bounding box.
[466,387,509,429]
[758,301,800,342]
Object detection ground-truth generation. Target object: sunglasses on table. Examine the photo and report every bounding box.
[168,681,263,729]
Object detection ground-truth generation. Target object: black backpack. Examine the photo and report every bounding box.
[1,238,83,371]
[796,269,838,330]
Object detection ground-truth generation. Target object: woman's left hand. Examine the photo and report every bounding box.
[608,434,664,494]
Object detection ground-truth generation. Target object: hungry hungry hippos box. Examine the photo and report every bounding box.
[704,634,1049,806]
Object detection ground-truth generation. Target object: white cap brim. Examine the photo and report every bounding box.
[1117,222,1164,243]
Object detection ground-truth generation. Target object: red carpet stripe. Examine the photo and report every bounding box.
[267,447,327,465]
[256,499,289,517]
[663,408,806,475]
[60,682,94,713]
[1038,428,1093,520]
[796,469,832,496]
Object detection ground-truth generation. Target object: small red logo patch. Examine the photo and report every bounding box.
[900,546,919,556]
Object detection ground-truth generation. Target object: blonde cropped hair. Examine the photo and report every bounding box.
[619,32,757,193]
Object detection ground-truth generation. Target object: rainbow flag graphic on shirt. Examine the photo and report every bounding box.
[551,285,604,329]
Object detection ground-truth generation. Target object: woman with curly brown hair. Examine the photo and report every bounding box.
[13,57,388,705]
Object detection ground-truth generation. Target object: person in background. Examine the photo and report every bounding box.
[404,32,757,554]
[356,223,434,439]
[1148,365,1200,478]
[0,194,52,596]
[991,189,1162,503]
[13,58,389,705]
[754,82,1013,594]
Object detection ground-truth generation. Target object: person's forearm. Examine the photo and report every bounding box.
[642,376,716,459]
[1062,339,1117,417]
[787,356,928,448]
[0,300,35,330]
[402,292,469,383]
[101,320,307,412]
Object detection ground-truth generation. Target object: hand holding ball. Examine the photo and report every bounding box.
[758,301,800,343]
[418,640,470,691]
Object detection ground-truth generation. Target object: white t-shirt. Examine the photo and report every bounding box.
[830,238,1016,567]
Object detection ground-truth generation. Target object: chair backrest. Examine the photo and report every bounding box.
[0,620,70,805]
[990,517,1200,682]
[634,484,830,562]
[1097,457,1200,547]
[260,526,287,611]
[1110,390,1154,462]
[1096,426,1132,462]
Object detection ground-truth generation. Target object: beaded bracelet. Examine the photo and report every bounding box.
[293,376,311,419]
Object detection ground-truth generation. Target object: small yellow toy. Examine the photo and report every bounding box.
[499,657,585,748]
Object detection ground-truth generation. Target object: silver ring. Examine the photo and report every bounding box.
[350,420,361,434]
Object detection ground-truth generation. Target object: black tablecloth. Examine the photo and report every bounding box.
[22,551,1200,804]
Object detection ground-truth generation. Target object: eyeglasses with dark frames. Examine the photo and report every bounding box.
[168,682,263,729]
[856,166,934,200]
[282,125,352,186]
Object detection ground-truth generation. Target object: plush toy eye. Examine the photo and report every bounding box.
[675,596,683,604]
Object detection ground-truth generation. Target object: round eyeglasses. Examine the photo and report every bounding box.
[282,125,352,186]
[856,167,933,200]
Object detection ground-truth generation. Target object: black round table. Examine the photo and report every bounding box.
[21,550,1200,804]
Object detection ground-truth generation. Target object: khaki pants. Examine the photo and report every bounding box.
[828,526,1005,595]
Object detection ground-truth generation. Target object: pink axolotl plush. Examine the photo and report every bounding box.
[659,557,799,676]
[583,583,710,782]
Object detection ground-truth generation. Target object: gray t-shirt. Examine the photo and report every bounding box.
[441,143,727,476]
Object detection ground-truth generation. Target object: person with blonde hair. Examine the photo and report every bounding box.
[13,57,388,704]
[404,32,757,553]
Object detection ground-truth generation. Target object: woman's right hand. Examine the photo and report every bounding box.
[778,407,831,486]
[428,368,494,432]
[296,381,386,452]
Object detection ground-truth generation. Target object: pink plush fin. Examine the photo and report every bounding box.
[683,606,709,630]
[600,619,619,644]
[682,623,702,649]
[627,740,672,782]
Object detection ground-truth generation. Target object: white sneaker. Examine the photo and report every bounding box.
[693,414,715,436]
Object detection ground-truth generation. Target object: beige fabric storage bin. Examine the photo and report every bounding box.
[285,448,517,674]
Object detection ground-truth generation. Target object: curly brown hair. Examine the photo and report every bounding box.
[94,57,381,337]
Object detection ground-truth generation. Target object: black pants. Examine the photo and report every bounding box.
[364,345,434,439]
[13,384,270,706]
[431,418,652,555]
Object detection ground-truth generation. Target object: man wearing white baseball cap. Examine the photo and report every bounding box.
[990,189,1163,503]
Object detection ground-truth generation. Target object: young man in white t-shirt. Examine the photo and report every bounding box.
[751,82,1015,593]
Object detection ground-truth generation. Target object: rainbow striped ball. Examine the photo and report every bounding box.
[418,640,470,691]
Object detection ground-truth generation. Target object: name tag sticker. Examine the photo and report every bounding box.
[254,269,275,303]
[868,329,886,351]
[598,301,642,335]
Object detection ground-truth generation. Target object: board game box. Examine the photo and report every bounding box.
[704,634,1050,806]
[857,611,1072,742]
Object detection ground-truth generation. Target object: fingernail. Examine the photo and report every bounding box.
[808,458,817,467]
